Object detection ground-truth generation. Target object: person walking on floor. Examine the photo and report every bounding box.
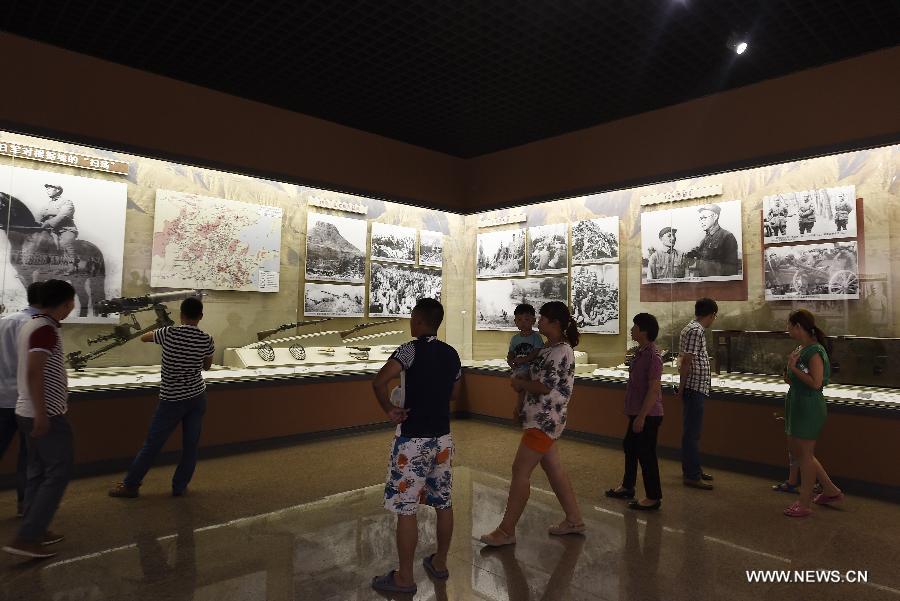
[370,298,462,596]
[782,309,843,517]
[677,298,717,490]
[2,279,76,559]
[109,297,214,499]
[605,313,665,511]
[479,301,585,547]
[0,282,44,518]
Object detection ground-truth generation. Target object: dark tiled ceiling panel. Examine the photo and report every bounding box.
[3,1,899,157]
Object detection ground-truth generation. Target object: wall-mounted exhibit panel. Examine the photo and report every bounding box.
[467,143,899,400]
[1,129,465,373]
[2,128,899,404]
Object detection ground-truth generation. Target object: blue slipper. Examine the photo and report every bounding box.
[423,554,449,580]
[371,570,416,594]
[772,481,799,494]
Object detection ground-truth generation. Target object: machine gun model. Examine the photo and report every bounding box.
[66,290,204,371]
[256,318,333,341]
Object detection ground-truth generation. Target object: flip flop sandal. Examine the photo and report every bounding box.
[549,521,587,535]
[423,554,449,580]
[783,502,812,518]
[479,528,517,547]
[371,570,416,594]
[813,492,844,505]
[772,481,800,493]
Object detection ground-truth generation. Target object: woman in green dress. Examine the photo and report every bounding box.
[782,309,844,517]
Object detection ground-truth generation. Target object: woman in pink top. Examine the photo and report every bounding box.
[605,313,664,511]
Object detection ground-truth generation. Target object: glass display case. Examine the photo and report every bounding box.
[3,128,899,412]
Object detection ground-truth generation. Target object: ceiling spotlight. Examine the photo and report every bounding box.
[735,41,748,55]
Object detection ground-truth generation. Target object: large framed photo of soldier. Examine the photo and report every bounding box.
[304,282,365,317]
[527,223,568,275]
[572,216,619,265]
[370,222,416,264]
[763,185,856,244]
[476,229,526,278]
[641,199,743,284]
[304,213,367,283]
[476,276,567,331]
[369,263,442,318]
[764,241,859,301]
[571,264,619,334]
[0,165,126,323]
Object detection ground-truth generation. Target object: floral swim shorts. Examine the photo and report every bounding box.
[384,434,454,515]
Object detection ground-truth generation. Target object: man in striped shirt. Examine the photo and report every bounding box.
[0,281,44,518]
[3,279,76,559]
[109,297,214,499]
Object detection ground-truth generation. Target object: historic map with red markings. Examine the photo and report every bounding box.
[151,190,282,291]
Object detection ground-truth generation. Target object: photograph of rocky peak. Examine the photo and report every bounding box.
[305,212,367,283]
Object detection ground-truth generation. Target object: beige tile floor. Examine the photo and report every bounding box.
[0,420,898,600]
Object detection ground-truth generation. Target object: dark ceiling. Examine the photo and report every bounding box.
[3,1,899,158]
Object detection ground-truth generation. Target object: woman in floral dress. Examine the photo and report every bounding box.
[480,301,585,546]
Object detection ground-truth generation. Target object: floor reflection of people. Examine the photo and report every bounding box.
[129,506,197,600]
[621,512,662,601]
[480,534,585,600]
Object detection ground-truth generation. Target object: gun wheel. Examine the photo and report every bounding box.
[256,344,276,362]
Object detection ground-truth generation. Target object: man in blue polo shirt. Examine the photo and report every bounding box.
[370,298,461,596]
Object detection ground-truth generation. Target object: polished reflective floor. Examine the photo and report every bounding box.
[0,421,898,600]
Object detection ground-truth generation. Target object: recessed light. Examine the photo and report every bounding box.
[735,41,748,54]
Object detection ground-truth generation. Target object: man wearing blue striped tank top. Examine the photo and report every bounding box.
[109,297,214,499]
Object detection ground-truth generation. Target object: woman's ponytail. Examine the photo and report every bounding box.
[789,308,830,357]
[539,301,580,347]
[565,319,580,348]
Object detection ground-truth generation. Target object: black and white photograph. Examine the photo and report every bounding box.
[304,282,365,317]
[640,199,743,284]
[369,263,442,317]
[764,241,859,301]
[571,216,619,264]
[305,212,367,283]
[0,164,127,323]
[763,185,856,244]
[370,222,416,264]
[476,276,567,331]
[477,228,526,278]
[527,223,568,275]
[571,264,619,334]
[419,230,444,267]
